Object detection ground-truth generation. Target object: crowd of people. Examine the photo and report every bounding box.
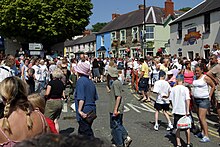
[0,43,219,146]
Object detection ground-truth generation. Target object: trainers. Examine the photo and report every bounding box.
[200,136,210,143]
[194,132,204,138]
[167,123,173,131]
[186,143,193,147]
[154,124,159,131]
[124,136,132,147]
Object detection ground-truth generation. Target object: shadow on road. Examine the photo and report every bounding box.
[60,127,75,136]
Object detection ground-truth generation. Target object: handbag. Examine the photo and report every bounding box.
[84,110,97,124]
[138,78,146,88]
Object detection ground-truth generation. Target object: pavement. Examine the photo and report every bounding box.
[58,82,220,147]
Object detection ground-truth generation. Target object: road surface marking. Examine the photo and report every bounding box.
[129,87,220,138]
[124,105,130,112]
[127,103,154,113]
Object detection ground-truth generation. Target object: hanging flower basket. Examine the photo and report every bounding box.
[204,44,210,49]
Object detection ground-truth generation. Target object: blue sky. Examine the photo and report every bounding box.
[88,0,204,28]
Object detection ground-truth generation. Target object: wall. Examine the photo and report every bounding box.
[96,33,111,57]
[170,10,220,59]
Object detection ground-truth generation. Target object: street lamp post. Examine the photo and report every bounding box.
[141,0,146,58]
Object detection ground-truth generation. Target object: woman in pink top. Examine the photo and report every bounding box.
[184,61,194,86]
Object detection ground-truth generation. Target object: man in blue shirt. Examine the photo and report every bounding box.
[74,62,98,137]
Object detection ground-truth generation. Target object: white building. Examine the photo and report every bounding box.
[170,0,220,60]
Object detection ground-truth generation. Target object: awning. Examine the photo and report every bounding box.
[86,51,95,54]
[74,51,84,54]
[97,46,107,52]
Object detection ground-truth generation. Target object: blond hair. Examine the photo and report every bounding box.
[28,93,46,114]
[0,77,33,134]
[52,68,63,79]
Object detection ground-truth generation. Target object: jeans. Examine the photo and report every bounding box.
[78,119,94,138]
[110,113,128,146]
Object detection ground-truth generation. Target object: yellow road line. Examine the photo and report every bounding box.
[129,87,220,139]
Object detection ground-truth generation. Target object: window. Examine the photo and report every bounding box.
[111,32,116,42]
[177,22,182,39]
[145,26,154,39]
[120,29,126,42]
[101,35,104,46]
[188,51,194,60]
[204,13,210,33]
[132,27,139,41]
[146,48,153,56]
[188,27,196,33]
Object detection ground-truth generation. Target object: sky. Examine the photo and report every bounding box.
[87,0,204,29]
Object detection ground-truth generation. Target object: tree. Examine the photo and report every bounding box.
[179,7,192,12]
[92,22,108,32]
[0,0,93,47]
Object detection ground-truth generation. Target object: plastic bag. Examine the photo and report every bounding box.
[177,116,191,129]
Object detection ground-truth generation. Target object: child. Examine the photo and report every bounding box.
[109,67,132,147]
[126,67,131,85]
[169,75,192,147]
[69,71,77,102]
[28,93,58,134]
[153,70,173,131]
[26,68,35,94]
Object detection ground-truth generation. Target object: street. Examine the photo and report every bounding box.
[59,82,220,147]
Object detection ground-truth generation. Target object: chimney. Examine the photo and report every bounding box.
[83,30,91,36]
[165,0,174,17]
[112,13,120,20]
[138,4,145,10]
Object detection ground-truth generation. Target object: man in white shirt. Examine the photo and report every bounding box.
[32,59,41,92]
[153,70,173,131]
[169,75,191,147]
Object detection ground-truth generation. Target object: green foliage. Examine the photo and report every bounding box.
[179,7,192,12]
[92,22,108,32]
[0,0,93,46]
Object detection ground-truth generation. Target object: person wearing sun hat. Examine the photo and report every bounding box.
[74,62,99,137]
[108,66,132,147]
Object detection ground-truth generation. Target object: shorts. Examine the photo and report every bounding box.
[45,99,63,120]
[93,68,100,77]
[139,78,149,92]
[173,114,185,129]
[194,98,210,109]
[214,89,220,103]
[154,103,170,111]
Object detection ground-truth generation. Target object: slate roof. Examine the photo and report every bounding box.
[171,0,220,24]
[98,6,183,34]
[64,34,96,47]
[75,34,96,45]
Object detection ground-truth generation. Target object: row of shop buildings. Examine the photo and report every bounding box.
[64,0,220,60]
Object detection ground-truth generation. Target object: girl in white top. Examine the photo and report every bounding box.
[192,64,215,143]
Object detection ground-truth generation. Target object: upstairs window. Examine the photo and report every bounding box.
[132,27,139,41]
[111,32,116,42]
[120,29,126,42]
[177,22,182,39]
[145,26,154,39]
[204,13,210,33]
[101,35,104,46]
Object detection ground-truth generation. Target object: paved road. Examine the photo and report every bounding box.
[59,82,220,147]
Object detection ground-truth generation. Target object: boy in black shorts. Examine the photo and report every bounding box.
[153,70,173,131]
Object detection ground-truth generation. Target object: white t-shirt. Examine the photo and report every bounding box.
[153,80,171,104]
[32,65,41,80]
[169,85,190,115]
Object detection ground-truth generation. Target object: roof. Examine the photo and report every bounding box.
[97,46,107,52]
[75,34,96,45]
[171,0,220,24]
[64,34,96,47]
[98,6,183,34]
